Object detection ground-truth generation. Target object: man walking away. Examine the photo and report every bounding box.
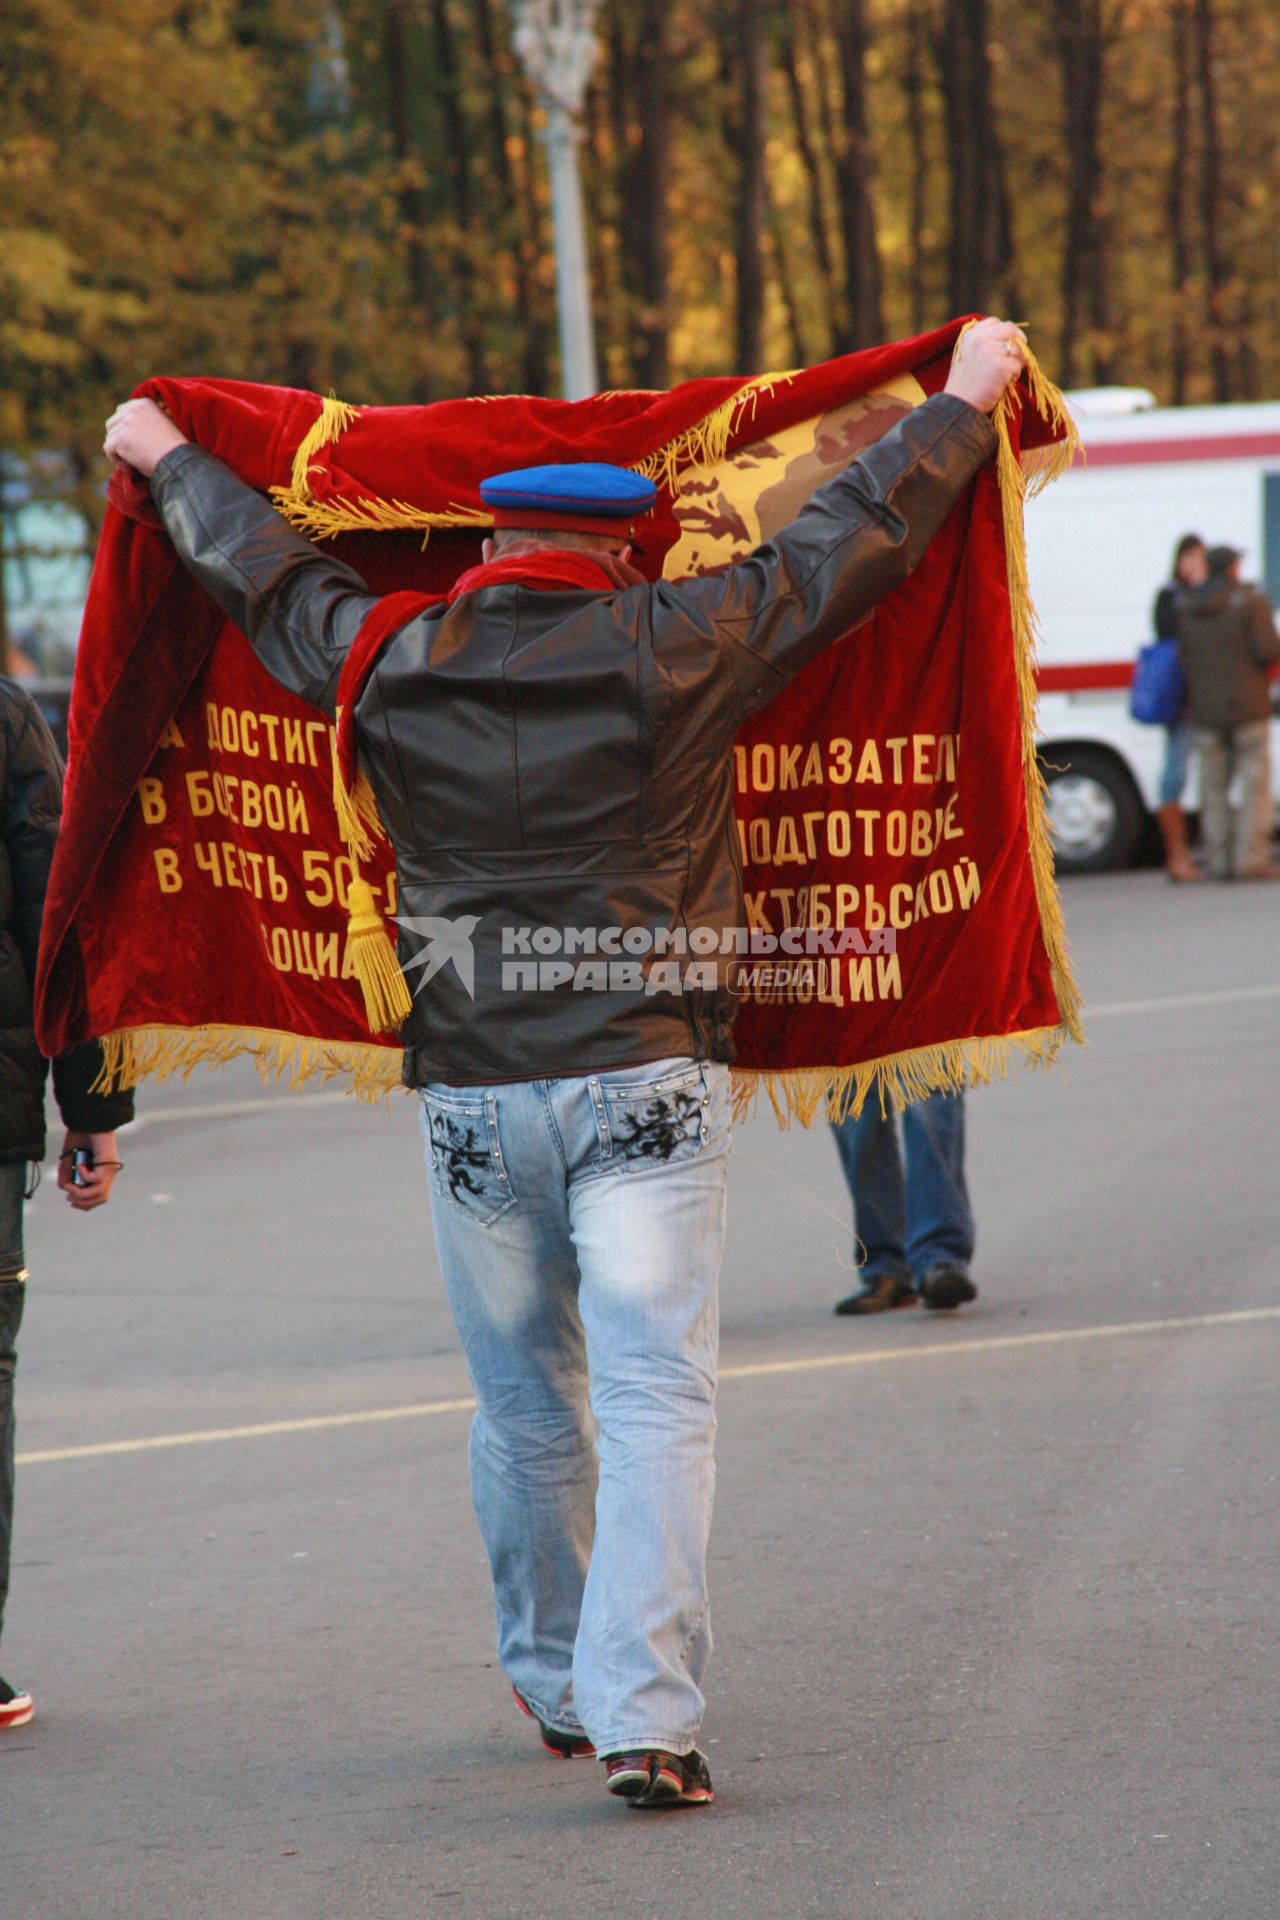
[103,318,1026,1810]
[1176,546,1280,881]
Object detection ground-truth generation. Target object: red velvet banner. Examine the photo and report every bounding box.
[36,321,1082,1116]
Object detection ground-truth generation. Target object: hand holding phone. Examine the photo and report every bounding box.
[57,1131,124,1211]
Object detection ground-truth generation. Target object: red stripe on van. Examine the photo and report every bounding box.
[1074,432,1280,468]
[1036,663,1133,691]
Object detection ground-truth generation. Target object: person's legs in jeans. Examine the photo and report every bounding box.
[1233,720,1274,873]
[901,1089,975,1280]
[420,1082,596,1737]
[1193,728,1232,879]
[0,1162,29,1659]
[1159,721,1192,807]
[565,1059,730,1758]
[830,1103,910,1280]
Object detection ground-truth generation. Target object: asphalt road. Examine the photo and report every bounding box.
[4,872,1279,1920]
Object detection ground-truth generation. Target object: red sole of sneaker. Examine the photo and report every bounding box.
[0,1707,34,1730]
[514,1687,593,1758]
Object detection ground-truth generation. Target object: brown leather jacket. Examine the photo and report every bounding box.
[150,393,996,1085]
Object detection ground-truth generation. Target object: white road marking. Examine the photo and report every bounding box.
[1085,982,1280,1019]
[18,1305,1279,1468]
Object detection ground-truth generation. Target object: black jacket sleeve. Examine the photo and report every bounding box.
[149,446,379,716]
[3,682,62,990]
[1,682,134,1138]
[648,392,997,715]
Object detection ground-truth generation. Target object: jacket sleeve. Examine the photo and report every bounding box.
[648,392,997,715]
[1246,592,1280,670]
[3,685,63,989]
[51,1042,135,1136]
[149,445,381,716]
[1,687,135,1133]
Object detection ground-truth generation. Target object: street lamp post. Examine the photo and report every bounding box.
[509,0,603,400]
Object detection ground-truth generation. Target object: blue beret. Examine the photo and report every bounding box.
[480,462,656,532]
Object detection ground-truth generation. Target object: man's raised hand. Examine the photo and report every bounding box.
[103,398,189,477]
[943,318,1028,415]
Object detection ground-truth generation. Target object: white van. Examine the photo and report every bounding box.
[1026,392,1280,870]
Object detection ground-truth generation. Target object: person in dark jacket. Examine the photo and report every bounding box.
[1150,532,1207,882]
[0,676,134,1731]
[1175,546,1280,880]
[103,317,1026,1808]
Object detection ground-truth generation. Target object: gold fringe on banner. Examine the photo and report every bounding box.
[95,1026,402,1103]
[730,1025,1067,1129]
[990,338,1085,1047]
[632,371,797,494]
[267,392,490,542]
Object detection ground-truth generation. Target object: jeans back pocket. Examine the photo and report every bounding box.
[591,1061,711,1173]
[421,1091,516,1227]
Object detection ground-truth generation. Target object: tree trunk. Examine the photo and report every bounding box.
[777,8,840,353]
[767,180,811,367]
[473,0,552,394]
[1052,0,1111,388]
[590,35,630,387]
[735,0,768,372]
[428,0,487,394]
[1192,0,1232,401]
[830,0,884,349]
[1167,0,1192,404]
[720,0,768,374]
[903,0,930,333]
[627,0,672,389]
[382,0,435,402]
[935,0,1014,319]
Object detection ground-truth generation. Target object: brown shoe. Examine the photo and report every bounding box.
[834,1272,916,1315]
[1237,864,1280,881]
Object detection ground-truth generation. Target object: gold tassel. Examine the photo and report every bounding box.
[330,718,382,866]
[328,715,412,1037]
[344,876,412,1035]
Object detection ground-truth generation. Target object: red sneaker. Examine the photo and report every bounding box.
[604,1748,714,1808]
[0,1677,34,1730]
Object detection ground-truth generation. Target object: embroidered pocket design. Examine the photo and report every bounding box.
[424,1100,515,1225]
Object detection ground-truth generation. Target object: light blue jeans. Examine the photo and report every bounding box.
[419,1056,731,1758]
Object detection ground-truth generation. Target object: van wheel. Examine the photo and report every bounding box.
[1039,746,1144,873]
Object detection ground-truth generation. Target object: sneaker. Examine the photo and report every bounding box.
[0,1677,34,1730]
[919,1265,978,1311]
[512,1685,594,1758]
[604,1748,715,1808]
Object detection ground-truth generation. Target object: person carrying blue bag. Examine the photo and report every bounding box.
[1133,533,1207,882]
